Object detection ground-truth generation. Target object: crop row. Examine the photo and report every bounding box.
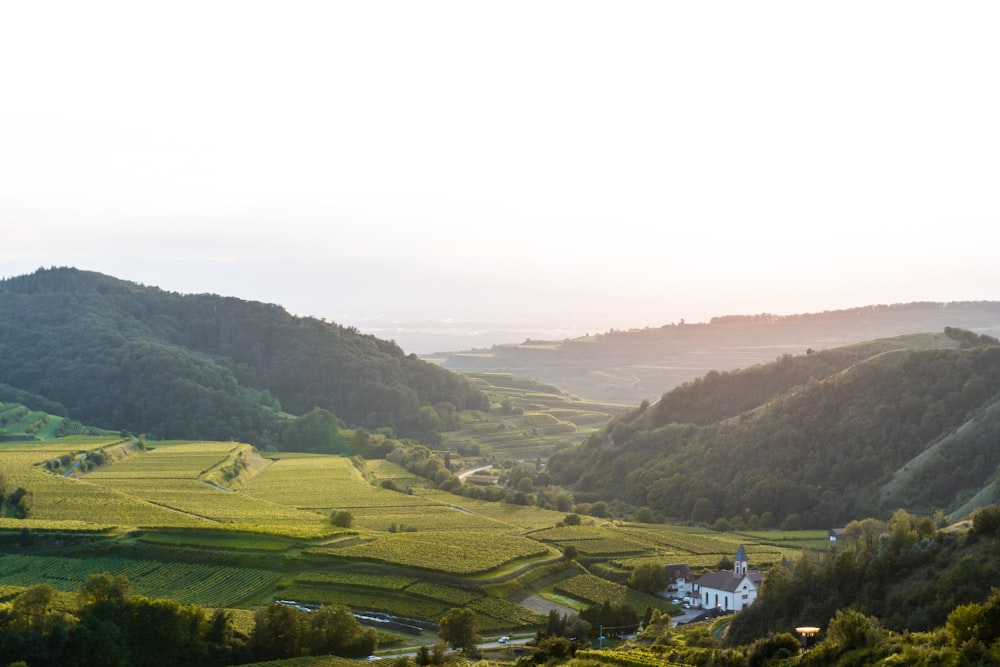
[553,573,633,607]
[575,649,687,667]
[553,573,672,615]
[88,478,329,526]
[364,459,423,481]
[236,655,359,667]
[0,585,25,603]
[137,530,293,552]
[350,507,506,532]
[404,581,479,605]
[530,525,626,542]
[415,491,568,531]
[278,584,450,622]
[324,531,551,574]
[558,539,649,557]
[0,554,280,607]
[468,596,545,626]
[84,442,235,476]
[615,526,749,555]
[286,572,543,625]
[293,572,417,591]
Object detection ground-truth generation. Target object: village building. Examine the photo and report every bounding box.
[692,544,761,612]
[663,563,695,599]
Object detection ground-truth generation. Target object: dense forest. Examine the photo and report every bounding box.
[548,330,1000,527]
[0,268,487,446]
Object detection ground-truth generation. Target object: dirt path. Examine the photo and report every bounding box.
[457,464,493,481]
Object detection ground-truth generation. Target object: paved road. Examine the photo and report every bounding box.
[672,607,715,625]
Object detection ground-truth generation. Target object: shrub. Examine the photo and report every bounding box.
[748,632,800,667]
[330,510,354,528]
[972,504,1000,535]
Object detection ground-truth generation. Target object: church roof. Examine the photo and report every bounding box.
[694,570,756,594]
[735,544,748,561]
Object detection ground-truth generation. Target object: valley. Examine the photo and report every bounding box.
[4,269,1000,665]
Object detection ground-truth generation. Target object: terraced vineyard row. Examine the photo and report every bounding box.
[239,655,360,667]
[293,572,417,591]
[313,530,554,575]
[576,648,687,667]
[277,584,451,622]
[136,529,296,552]
[282,574,545,632]
[553,573,672,614]
[349,506,508,532]
[0,554,280,606]
[468,596,545,626]
[616,524,769,555]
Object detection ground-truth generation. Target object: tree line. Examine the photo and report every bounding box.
[0,572,376,667]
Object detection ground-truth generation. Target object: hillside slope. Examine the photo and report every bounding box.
[548,332,1000,526]
[0,267,487,444]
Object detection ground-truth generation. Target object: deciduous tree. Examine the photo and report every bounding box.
[628,562,668,594]
[439,607,480,651]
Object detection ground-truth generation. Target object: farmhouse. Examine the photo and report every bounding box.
[692,544,761,612]
[663,563,695,599]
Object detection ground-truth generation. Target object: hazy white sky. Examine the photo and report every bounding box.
[2,1,999,347]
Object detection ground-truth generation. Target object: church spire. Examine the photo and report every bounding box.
[734,544,749,577]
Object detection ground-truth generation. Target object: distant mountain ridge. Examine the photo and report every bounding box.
[438,302,1000,404]
[0,267,487,445]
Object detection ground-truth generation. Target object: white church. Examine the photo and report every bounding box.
[691,544,761,612]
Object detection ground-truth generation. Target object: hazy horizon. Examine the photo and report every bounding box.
[3,2,999,353]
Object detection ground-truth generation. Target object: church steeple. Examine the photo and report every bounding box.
[734,544,749,577]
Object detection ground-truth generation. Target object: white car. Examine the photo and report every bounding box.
[498,636,510,644]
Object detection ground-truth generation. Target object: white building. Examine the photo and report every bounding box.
[693,544,761,612]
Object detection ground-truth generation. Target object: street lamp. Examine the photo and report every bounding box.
[795,626,820,649]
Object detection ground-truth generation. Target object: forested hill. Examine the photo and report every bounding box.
[547,330,1000,527]
[0,267,487,444]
